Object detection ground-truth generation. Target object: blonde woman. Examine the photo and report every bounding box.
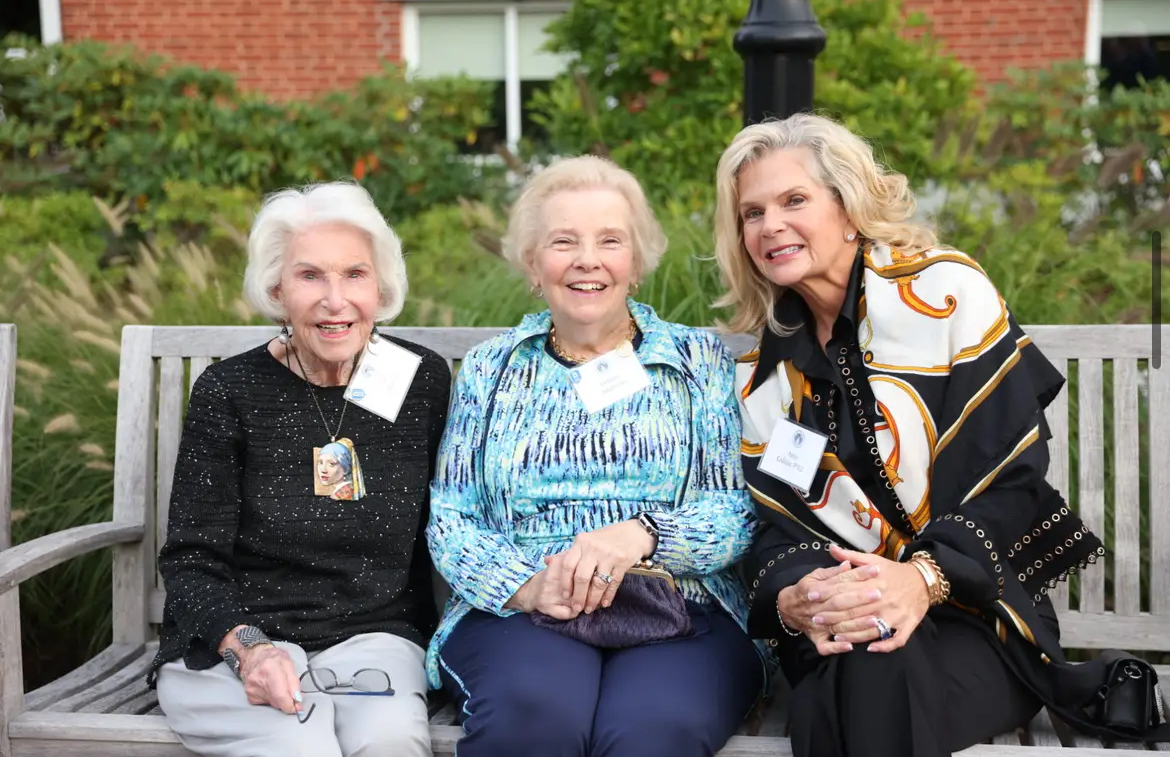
[710,113,1115,756]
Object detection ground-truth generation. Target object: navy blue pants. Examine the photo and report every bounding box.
[438,604,764,757]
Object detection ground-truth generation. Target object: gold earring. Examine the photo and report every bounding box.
[629,282,640,296]
[529,284,543,298]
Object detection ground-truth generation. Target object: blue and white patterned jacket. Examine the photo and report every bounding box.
[423,300,759,689]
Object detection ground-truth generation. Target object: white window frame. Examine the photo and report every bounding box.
[39,0,63,44]
[1085,0,1104,67]
[401,1,571,154]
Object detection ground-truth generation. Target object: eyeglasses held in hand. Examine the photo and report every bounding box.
[295,666,395,724]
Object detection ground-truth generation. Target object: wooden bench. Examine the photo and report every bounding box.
[1,323,1168,756]
[0,324,14,553]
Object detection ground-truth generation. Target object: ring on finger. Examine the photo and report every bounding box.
[875,617,895,641]
[592,570,613,585]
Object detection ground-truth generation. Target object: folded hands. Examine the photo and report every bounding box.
[777,544,932,655]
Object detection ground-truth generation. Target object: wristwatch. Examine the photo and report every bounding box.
[634,512,660,559]
[221,626,274,679]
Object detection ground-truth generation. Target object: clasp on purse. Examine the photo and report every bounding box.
[625,559,677,592]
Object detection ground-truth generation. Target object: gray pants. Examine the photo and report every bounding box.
[156,632,431,757]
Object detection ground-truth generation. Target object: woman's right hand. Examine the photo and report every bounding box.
[239,644,303,713]
[506,562,578,618]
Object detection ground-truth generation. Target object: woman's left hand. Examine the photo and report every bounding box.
[807,544,931,652]
[549,521,656,615]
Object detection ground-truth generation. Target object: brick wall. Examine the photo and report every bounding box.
[903,0,1088,86]
[59,0,1087,99]
[60,0,403,100]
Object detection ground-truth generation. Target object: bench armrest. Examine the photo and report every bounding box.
[0,522,145,594]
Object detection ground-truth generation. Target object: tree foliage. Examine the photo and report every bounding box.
[0,35,504,219]
[527,0,976,207]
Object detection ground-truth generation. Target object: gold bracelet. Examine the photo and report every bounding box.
[911,550,951,606]
[910,559,938,603]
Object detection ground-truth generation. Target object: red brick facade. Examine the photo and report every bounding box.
[903,0,1088,86]
[60,0,403,100]
[58,0,1086,99]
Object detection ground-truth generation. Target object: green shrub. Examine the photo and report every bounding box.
[974,62,1170,228]
[0,36,506,219]
[0,192,107,280]
[526,0,976,207]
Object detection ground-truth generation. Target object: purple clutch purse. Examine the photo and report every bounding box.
[530,562,694,648]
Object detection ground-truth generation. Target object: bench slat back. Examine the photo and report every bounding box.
[112,324,1170,652]
[1,324,15,552]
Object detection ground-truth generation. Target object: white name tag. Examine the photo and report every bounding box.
[343,336,421,423]
[758,417,828,494]
[567,348,651,413]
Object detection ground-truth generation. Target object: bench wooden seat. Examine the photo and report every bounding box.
[2,323,1169,756]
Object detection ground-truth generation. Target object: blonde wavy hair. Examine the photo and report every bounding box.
[713,113,942,336]
[501,155,668,282]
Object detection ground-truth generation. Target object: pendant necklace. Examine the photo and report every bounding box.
[289,344,366,501]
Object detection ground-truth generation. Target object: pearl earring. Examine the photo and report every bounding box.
[846,233,856,242]
[278,322,291,344]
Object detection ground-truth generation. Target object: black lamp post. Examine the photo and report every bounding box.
[733,0,827,127]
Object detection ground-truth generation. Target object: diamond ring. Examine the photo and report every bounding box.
[593,570,613,585]
[875,617,895,641]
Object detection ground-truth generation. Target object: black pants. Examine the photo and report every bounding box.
[782,608,1042,757]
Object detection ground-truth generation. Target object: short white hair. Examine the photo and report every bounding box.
[242,181,408,323]
[501,155,667,280]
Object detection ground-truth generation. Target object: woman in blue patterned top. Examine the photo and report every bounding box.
[426,155,765,757]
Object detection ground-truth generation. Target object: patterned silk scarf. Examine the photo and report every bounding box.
[736,244,1104,638]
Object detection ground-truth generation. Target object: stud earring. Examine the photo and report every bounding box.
[278,322,291,344]
[846,233,856,242]
[530,284,544,298]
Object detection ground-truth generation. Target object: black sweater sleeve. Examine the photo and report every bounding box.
[156,368,246,656]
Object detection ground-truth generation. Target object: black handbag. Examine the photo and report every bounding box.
[529,561,695,648]
[1050,649,1170,741]
[1083,653,1166,737]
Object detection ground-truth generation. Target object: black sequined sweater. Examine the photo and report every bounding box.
[147,338,450,686]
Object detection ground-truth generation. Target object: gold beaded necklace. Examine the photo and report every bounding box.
[549,316,637,365]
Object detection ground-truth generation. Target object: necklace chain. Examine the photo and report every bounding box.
[549,316,637,365]
[290,344,358,442]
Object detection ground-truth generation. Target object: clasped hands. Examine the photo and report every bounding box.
[777,544,931,655]
[507,520,656,619]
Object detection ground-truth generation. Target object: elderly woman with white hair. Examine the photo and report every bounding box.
[709,113,1132,757]
[146,181,451,757]
[425,155,764,757]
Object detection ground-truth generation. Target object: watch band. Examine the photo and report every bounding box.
[635,512,660,559]
[235,625,273,649]
[222,647,243,678]
[221,626,273,680]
